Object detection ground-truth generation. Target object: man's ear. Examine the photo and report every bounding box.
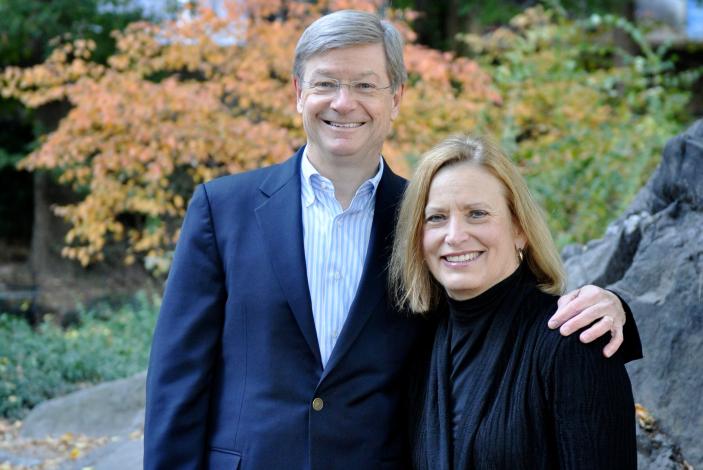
[390,84,405,121]
[293,76,303,113]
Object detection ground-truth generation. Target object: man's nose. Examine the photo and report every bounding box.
[330,85,356,112]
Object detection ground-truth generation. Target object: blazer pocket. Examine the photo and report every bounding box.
[208,447,242,470]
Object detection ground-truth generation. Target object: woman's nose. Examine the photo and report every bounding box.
[445,217,469,245]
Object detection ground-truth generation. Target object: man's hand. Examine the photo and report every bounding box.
[548,285,625,358]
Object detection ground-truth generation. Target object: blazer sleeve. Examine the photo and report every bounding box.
[547,334,637,470]
[144,184,227,470]
[609,290,643,363]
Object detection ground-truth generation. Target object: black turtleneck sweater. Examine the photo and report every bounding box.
[411,264,636,470]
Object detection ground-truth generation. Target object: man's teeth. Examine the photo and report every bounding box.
[326,121,363,128]
[445,253,480,262]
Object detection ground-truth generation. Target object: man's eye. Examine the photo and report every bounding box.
[353,82,377,90]
[314,81,337,89]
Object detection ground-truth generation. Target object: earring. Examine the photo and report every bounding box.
[517,247,524,263]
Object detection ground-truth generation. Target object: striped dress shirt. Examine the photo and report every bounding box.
[301,150,384,367]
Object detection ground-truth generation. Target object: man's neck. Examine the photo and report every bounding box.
[306,148,381,210]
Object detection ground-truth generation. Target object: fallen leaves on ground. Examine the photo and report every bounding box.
[0,419,141,469]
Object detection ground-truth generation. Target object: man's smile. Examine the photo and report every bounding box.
[323,119,365,128]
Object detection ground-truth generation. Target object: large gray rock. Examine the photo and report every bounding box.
[20,371,146,439]
[563,119,703,469]
[0,450,41,468]
[636,418,692,470]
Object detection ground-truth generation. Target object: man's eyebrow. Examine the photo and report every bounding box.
[308,69,381,79]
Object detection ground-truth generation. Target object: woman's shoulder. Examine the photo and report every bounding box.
[520,288,560,344]
[524,296,630,403]
[523,288,615,373]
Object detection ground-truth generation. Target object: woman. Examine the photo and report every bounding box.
[390,135,636,469]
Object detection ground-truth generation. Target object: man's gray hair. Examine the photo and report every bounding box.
[293,10,407,91]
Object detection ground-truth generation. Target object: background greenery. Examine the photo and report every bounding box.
[0,293,158,419]
[393,0,637,52]
[463,7,699,245]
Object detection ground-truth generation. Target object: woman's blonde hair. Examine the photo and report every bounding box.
[389,134,565,313]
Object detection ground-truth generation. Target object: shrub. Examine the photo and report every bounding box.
[0,293,158,419]
[461,6,699,246]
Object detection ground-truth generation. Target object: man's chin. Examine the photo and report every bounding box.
[321,143,368,159]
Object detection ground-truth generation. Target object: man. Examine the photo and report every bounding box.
[144,10,641,470]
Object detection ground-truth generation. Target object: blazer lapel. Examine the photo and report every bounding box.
[321,164,406,378]
[255,148,322,368]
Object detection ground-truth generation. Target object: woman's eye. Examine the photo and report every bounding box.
[469,210,487,219]
[425,214,445,223]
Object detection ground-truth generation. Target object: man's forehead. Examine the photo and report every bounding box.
[301,44,389,77]
[307,68,381,78]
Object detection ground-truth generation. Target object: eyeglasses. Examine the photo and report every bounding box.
[302,78,393,98]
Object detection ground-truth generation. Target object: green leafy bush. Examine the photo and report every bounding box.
[0,293,158,419]
[462,6,700,246]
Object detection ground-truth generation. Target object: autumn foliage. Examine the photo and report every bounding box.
[1,0,498,272]
[2,2,695,272]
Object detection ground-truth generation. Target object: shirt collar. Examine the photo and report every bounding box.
[300,146,384,207]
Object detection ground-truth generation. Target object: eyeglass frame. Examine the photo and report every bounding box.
[301,77,394,98]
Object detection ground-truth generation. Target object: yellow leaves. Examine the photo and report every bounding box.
[0,40,105,109]
[1,0,504,271]
[510,6,554,32]
[635,403,657,432]
[7,427,109,468]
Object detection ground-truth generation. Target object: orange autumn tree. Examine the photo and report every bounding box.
[1,0,499,273]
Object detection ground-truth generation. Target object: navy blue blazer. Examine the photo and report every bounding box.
[144,148,427,470]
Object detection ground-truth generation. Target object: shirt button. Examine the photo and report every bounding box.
[332,271,341,280]
[312,397,324,411]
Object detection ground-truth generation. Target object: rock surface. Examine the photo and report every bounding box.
[61,437,143,470]
[563,119,703,469]
[20,372,146,440]
[12,372,146,470]
[5,369,146,469]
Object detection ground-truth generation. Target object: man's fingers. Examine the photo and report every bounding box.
[556,288,579,309]
[550,284,628,357]
[602,328,624,358]
[577,315,614,343]
[556,302,602,335]
[549,289,582,328]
